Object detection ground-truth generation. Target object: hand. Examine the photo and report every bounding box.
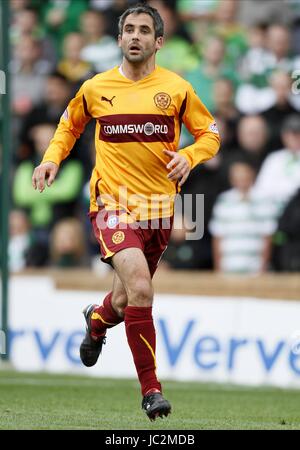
[32,162,58,193]
[163,150,190,187]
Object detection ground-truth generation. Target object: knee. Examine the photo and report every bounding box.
[128,279,153,307]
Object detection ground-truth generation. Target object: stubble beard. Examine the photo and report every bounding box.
[123,45,155,64]
[124,53,146,63]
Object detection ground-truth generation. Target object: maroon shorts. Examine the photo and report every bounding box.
[89,209,173,278]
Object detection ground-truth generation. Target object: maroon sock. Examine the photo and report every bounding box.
[124,305,162,396]
[90,292,123,339]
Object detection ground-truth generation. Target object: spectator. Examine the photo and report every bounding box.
[149,0,199,75]
[162,211,203,270]
[93,0,138,38]
[80,10,121,73]
[238,0,293,27]
[238,23,271,88]
[50,218,87,267]
[262,71,299,151]
[236,25,300,114]
[18,70,94,178]
[208,0,248,69]
[57,32,93,84]
[213,78,240,122]
[9,209,48,271]
[236,115,269,165]
[10,7,57,67]
[266,24,300,74]
[11,36,52,118]
[13,123,84,229]
[290,0,300,55]
[178,0,248,69]
[222,115,269,174]
[18,71,72,160]
[214,114,237,152]
[209,161,275,273]
[254,114,300,217]
[9,209,32,272]
[177,0,218,28]
[177,0,220,43]
[180,153,227,269]
[41,0,88,57]
[90,0,114,11]
[185,35,239,111]
[272,188,300,271]
[10,0,31,13]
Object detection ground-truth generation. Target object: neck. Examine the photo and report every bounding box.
[277,97,289,107]
[86,34,102,44]
[204,62,220,76]
[120,57,156,81]
[239,189,250,200]
[21,62,34,73]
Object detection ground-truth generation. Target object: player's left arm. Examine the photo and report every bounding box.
[163,149,191,187]
[166,83,221,187]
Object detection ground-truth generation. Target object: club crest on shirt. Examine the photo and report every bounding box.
[112,231,125,244]
[107,215,119,228]
[154,92,171,110]
[209,121,219,134]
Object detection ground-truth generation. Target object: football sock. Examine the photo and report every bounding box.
[90,292,123,339]
[124,305,162,396]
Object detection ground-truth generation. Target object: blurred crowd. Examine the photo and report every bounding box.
[5,0,300,274]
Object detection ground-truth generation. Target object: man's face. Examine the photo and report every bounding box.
[238,117,267,152]
[229,163,255,193]
[118,13,163,64]
[282,131,300,153]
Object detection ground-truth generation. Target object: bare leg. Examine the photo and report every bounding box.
[111,272,128,318]
[112,248,153,308]
[112,248,161,396]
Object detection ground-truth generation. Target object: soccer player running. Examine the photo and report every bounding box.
[32,4,220,421]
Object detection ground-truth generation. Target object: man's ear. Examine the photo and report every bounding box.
[156,36,164,51]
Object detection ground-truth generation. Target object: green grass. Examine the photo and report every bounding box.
[0,371,300,430]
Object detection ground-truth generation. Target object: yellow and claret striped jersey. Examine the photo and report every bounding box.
[42,65,220,220]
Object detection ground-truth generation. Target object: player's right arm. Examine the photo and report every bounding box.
[32,80,92,192]
[32,161,59,193]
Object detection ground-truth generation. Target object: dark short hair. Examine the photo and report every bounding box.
[48,71,69,84]
[118,3,164,39]
[282,114,300,134]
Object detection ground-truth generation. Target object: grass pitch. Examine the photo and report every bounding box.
[0,371,300,430]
